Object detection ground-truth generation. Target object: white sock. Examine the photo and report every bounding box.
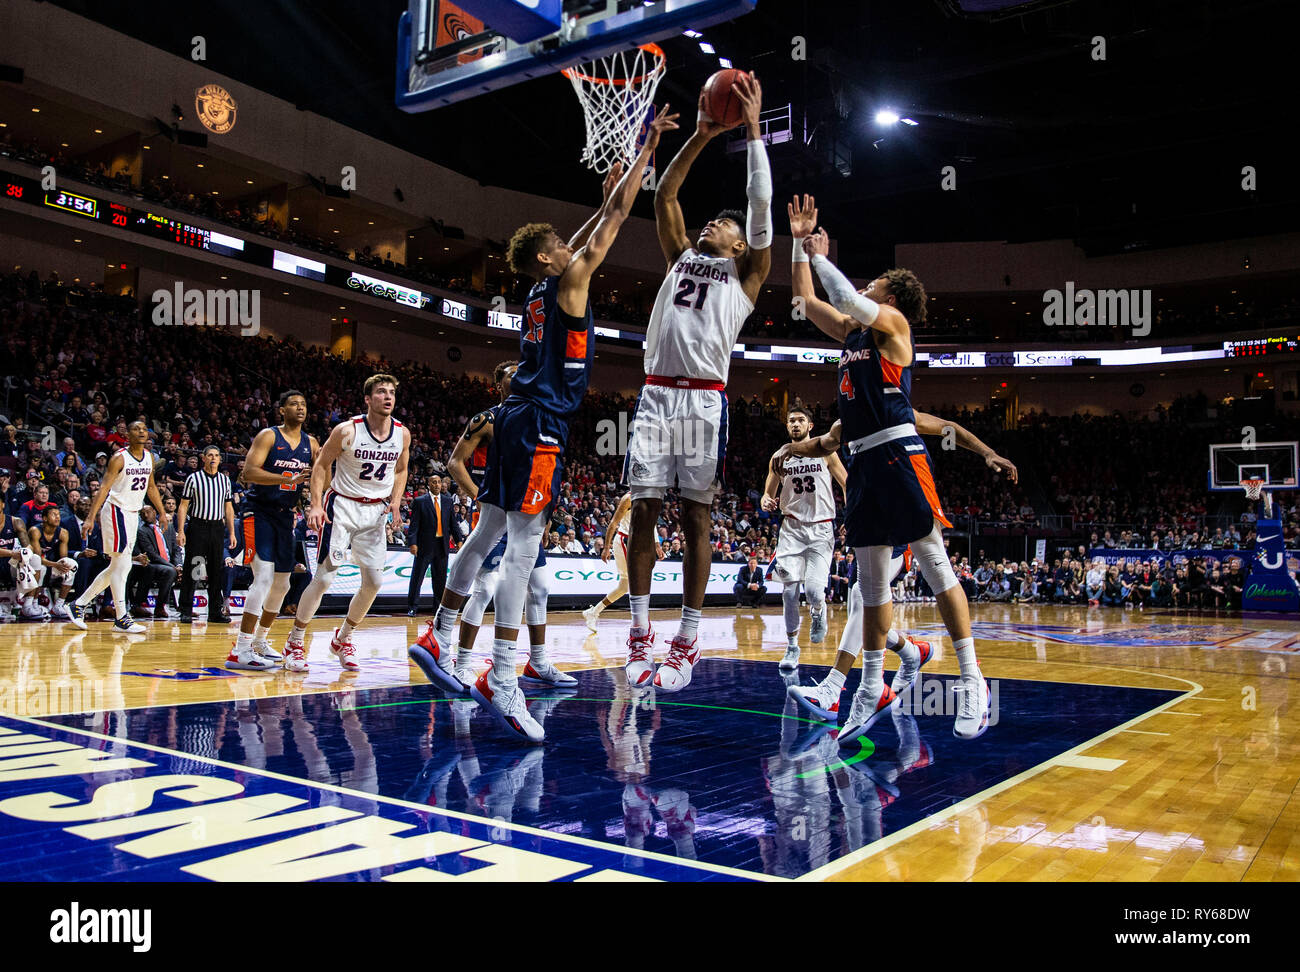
[254,622,270,642]
[339,618,357,641]
[954,636,979,677]
[888,629,919,667]
[787,632,799,648]
[824,668,846,695]
[630,594,650,632]
[235,630,255,651]
[489,637,516,693]
[678,606,701,641]
[860,649,885,698]
[287,625,305,646]
[529,643,546,668]
[457,644,474,668]
[434,604,458,641]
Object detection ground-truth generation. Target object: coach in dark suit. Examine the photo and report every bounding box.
[406,477,462,615]
[734,557,768,607]
[128,506,178,619]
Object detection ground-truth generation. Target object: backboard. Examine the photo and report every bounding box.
[396,0,758,112]
[1208,440,1299,491]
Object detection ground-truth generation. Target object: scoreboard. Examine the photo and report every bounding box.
[1223,336,1300,358]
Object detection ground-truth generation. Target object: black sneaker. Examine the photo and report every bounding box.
[68,602,88,631]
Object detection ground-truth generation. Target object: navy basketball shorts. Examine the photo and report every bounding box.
[844,436,953,548]
[241,503,296,572]
[478,399,570,516]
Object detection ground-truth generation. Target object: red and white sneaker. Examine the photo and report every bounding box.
[890,637,933,702]
[408,622,463,694]
[225,642,277,671]
[470,670,544,744]
[330,629,360,672]
[520,660,579,687]
[283,640,309,673]
[838,684,900,746]
[653,636,700,693]
[787,679,843,722]
[625,626,656,687]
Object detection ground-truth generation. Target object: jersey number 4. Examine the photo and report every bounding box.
[524,298,546,344]
[839,370,855,400]
[673,279,711,310]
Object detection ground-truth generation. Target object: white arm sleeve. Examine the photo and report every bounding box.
[811,254,879,326]
[745,138,772,250]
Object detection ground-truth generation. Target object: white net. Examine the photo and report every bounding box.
[563,44,665,173]
[1243,478,1266,501]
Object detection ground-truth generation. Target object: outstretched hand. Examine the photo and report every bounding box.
[732,72,762,134]
[788,193,818,238]
[695,90,731,139]
[602,162,624,203]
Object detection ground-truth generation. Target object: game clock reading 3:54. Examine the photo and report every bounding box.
[43,189,100,220]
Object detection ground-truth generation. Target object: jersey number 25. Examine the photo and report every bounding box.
[524,298,545,343]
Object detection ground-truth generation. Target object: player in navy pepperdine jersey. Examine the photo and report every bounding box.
[787,194,993,741]
[411,104,680,745]
[437,360,570,696]
[226,391,319,672]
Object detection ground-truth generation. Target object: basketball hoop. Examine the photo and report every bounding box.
[1242,478,1266,501]
[562,43,666,173]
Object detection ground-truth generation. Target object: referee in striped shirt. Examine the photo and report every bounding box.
[177,445,237,622]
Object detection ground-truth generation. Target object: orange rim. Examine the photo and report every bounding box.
[562,43,666,86]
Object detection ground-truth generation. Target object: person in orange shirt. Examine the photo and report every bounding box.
[407,474,462,616]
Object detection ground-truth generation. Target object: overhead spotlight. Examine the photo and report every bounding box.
[699,42,715,54]
[900,117,919,126]
[683,29,702,38]
[874,110,900,126]
[718,57,733,68]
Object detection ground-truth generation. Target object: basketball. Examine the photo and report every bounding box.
[702,68,749,127]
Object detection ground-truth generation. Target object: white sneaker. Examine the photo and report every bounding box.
[67,602,88,630]
[625,626,656,687]
[779,643,800,671]
[330,628,360,672]
[253,639,283,662]
[520,659,579,687]
[787,680,842,721]
[283,640,309,673]
[470,670,544,744]
[582,605,600,633]
[809,610,827,644]
[838,684,900,746]
[49,602,72,620]
[225,643,277,671]
[112,616,146,634]
[954,672,991,740]
[653,636,700,693]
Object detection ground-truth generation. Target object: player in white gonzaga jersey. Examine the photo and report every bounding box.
[762,404,846,669]
[622,73,772,693]
[69,420,168,633]
[287,374,410,673]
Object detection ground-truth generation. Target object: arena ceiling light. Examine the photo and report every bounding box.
[900,117,919,126]
[699,41,715,54]
[874,109,901,126]
[718,57,733,68]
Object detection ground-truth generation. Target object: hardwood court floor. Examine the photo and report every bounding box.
[0,602,1295,882]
